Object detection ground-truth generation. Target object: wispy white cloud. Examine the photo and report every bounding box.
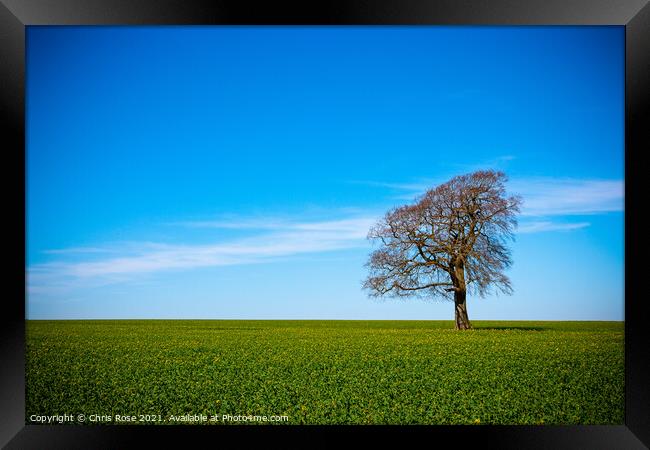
[173,217,375,233]
[349,179,442,201]
[41,241,182,256]
[28,176,623,295]
[517,221,591,234]
[171,218,290,230]
[357,175,623,233]
[28,216,378,294]
[351,156,516,201]
[361,177,623,211]
[43,247,117,255]
[509,178,623,217]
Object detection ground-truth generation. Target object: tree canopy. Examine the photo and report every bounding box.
[363,170,522,329]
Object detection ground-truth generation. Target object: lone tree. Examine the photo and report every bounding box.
[363,170,521,330]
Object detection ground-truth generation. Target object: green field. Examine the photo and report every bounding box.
[25,320,624,425]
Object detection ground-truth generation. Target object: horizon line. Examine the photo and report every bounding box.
[25,318,625,322]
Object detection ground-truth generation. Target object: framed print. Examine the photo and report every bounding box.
[1,0,648,448]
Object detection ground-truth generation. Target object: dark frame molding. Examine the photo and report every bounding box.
[1,1,648,448]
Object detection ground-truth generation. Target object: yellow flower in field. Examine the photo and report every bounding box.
[474,418,480,424]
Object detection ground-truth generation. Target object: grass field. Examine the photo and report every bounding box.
[25,320,624,425]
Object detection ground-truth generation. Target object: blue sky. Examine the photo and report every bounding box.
[26,26,624,320]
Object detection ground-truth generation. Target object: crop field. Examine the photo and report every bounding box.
[25,320,624,425]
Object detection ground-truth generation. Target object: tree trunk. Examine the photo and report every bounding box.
[454,289,472,330]
[451,260,472,330]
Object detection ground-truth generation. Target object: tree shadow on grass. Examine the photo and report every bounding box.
[474,326,546,331]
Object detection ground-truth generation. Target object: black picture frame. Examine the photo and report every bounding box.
[2,0,648,448]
